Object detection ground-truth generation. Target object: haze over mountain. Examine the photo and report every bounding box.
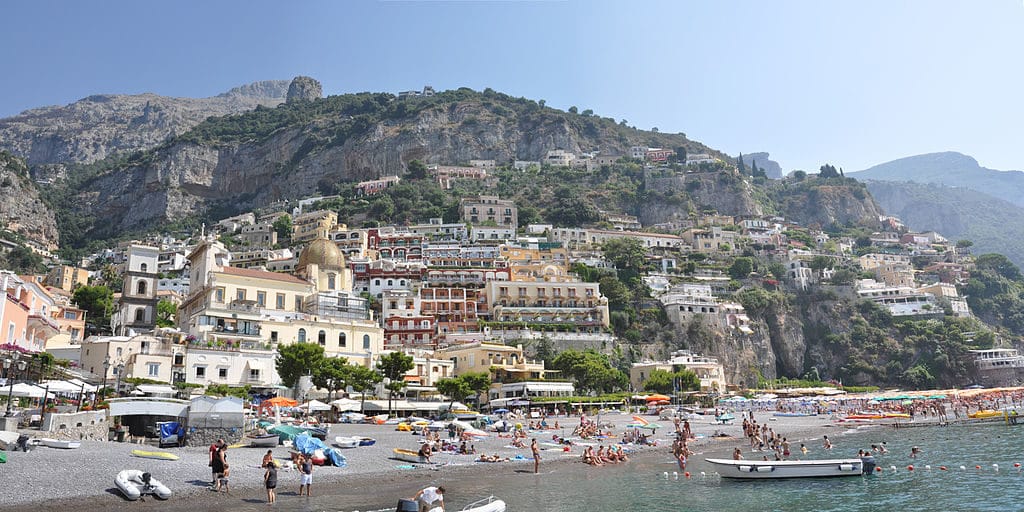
[851,152,1024,208]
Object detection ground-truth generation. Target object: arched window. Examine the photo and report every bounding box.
[140,263,148,272]
[134,309,145,322]
[338,333,346,347]
[297,329,307,343]
[318,330,326,346]
[137,280,147,295]
[327,273,336,290]
[362,334,371,349]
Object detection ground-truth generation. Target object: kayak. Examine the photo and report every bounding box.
[131,449,180,461]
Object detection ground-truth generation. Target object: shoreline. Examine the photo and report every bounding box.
[0,411,921,512]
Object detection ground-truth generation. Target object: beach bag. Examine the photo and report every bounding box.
[0,451,6,463]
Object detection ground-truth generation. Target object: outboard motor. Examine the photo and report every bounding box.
[860,455,877,475]
[396,498,419,512]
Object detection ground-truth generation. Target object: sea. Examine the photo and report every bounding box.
[185,422,1024,512]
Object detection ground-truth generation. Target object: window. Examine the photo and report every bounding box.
[249,368,260,381]
[318,330,326,346]
[218,368,228,379]
[136,280,147,295]
[362,334,370,349]
[140,263,148,272]
[295,296,303,311]
[328,273,336,290]
[257,291,266,307]
[215,288,224,302]
[135,309,145,322]
[237,289,246,301]
[148,363,160,377]
[298,329,307,343]
[64,310,77,319]
[195,366,206,378]
[338,333,346,347]
[276,293,285,309]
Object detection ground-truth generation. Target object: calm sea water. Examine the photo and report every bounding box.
[198,422,1024,512]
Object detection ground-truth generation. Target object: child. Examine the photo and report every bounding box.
[219,465,230,494]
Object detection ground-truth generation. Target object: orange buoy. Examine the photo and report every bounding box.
[975,465,981,470]
[1015,463,1021,468]
[684,472,691,478]
[875,466,882,472]
[907,465,914,471]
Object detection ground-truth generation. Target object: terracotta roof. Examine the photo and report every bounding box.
[220,266,309,285]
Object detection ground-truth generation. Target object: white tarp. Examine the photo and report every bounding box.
[303,399,331,412]
[329,398,361,412]
[135,384,176,395]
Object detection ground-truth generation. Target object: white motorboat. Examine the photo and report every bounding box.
[115,470,172,500]
[398,495,505,512]
[38,438,81,449]
[333,436,360,449]
[705,456,876,479]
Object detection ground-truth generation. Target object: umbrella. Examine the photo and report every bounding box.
[263,396,298,407]
[645,394,670,402]
[639,422,663,430]
[492,408,509,414]
[302,399,331,412]
[6,383,52,398]
[329,398,361,412]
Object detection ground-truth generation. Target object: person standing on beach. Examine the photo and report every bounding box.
[298,455,313,496]
[531,438,541,473]
[211,444,227,491]
[209,438,224,485]
[264,460,277,504]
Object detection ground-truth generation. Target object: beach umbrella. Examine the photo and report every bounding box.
[329,398,361,412]
[645,394,670,402]
[639,422,663,430]
[302,399,331,412]
[927,395,947,399]
[7,383,51,398]
[492,408,509,413]
[263,396,298,407]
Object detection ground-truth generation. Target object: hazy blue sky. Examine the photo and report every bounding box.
[4,0,1023,172]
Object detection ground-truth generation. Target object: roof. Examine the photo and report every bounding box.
[220,266,309,285]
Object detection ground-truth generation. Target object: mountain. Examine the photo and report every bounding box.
[739,152,783,179]
[0,80,290,181]
[851,152,1024,208]
[0,151,58,248]
[864,180,1024,269]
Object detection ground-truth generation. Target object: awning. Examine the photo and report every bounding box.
[136,384,177,395]
[524,383,574,393]
[41,380,91,393]
[303,399,331,412]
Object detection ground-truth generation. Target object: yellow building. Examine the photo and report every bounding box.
[292,210,338,244]
[435,342,553,382]
[45,265,89,292]
[179,238,383,373]
[500,240,570,281]
[629,351,726,393]
[485,279,610,330]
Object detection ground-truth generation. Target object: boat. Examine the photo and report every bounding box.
[115,470,172,500]
[397,495,505,512]
[248,433,280,447]
[130,449,180,461]
[357,436,376,446]
[714,413,736,424]
[333,436,360,449]
[969,410,1004,419]
[772,412,817,417]
[38,438,81,449]
[705,456,876,479]
[392,447,430,464]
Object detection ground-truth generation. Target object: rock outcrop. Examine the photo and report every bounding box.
[740,152,783,179]
[286,77,322,102]
[0,152,58,248]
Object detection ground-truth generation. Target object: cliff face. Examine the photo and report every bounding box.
[768,179,883,229]
[0,152,59,248]
[639,171,764,226]
[0,80,289,173]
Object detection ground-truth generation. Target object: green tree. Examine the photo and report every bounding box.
[272,215,292,243]
[156,299,177,327]
[674,369,700,392]
[602,237,646,282]
[728,257,755,280]
[312,356,351,400]
[376,351,415,415]
[791,170,807,181]
[534,337,556,367]
[551,349,628,395]
[407,159,428,180]
[568,106,578,114]
[955,239,974,249]
[275,343,325,389]
[460,371,492,406]
[73,285,114,331]
[436,377,472,412]
[643,369,675,394]
[599,276,632,310]
[818,164,840,178]
[2,246,44,273]
[347,364,382,414]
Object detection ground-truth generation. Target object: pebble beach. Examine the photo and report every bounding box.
[0,411,853,512]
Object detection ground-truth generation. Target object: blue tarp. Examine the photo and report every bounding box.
[292,433,346,467]
[159,421,182,439]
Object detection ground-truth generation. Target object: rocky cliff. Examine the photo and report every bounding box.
[0,79,290,175]
[739,152,783,179]
[767,177,882,229]
[0,152,59,248]
[640,170,764,226]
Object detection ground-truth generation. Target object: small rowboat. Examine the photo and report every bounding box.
[392,447,429,464]
[357,436,376,446]
[333,436,360,449]
[131,449,180,461]
[969,410,1004,419]
[39,438,81,449]
[115,470,172,501]
[706,456,876,479]
[248,433,280,447]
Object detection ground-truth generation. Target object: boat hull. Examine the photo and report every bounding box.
[115,470,172,500]
[392,448,429,464]
[705,457,872,479]
[333,436,360,449]
[248,434,279,447]
[39,438,81,449]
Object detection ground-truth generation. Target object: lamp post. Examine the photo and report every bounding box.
[99,355,111,407]
[5,352,27,417]
[382,377,392,418]
[115,362,125,398]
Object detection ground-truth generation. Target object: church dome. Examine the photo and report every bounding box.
[298,237,345,270]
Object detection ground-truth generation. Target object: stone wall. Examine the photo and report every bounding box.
[186,427,246,448]
[39,410,110,440]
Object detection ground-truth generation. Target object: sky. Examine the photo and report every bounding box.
[3,0,1024,173]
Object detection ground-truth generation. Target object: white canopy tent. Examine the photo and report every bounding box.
[41,380,89,394]
[303,399,332,412]
[329,398,361,412]
[7,383,54,398]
